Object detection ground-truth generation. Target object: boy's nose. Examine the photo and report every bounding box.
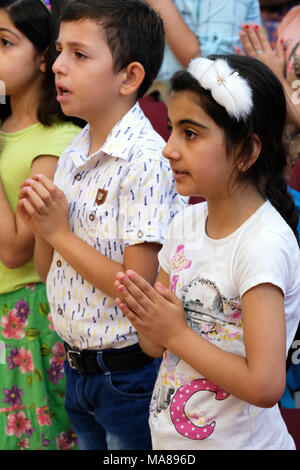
[52,53,67,75]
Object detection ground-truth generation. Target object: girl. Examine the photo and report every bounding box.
[114,55,300,450]
[0,0,80,450]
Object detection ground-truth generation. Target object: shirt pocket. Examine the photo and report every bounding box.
[82,200,117,243]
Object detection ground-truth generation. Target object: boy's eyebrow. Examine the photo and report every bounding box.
[0,28,20,39]
[55,39,92,51]
[168,117,209,130]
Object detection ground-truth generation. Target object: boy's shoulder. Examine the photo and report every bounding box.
[103,102,167,164]
[135,118,166,161]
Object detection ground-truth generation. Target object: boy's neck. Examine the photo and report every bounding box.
[87,99,136,157]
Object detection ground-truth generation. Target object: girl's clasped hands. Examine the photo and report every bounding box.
[115,270,186,351]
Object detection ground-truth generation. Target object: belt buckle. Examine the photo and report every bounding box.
[67,350,81,369]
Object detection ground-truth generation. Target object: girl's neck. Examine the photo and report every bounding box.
[1,80,42,133]
[205,183,265,240]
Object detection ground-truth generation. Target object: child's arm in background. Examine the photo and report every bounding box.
[146,0,201,67]
[116,271,287,408]
[17,175,161,299]
[33,236,53,283]
[0,155,57,269]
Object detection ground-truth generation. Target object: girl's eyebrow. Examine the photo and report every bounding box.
[168,117,209,130]
[0,27,20,39]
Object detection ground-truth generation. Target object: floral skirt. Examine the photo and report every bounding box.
[0,283,77,450]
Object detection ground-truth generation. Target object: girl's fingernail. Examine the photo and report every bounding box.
[155,283,164,292]
[245,25,249,29]
[255,25,259,29]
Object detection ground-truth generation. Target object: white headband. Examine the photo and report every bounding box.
[187,57,253,121]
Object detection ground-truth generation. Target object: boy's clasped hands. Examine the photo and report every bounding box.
[17,175,187,350]
[17,174,70,244]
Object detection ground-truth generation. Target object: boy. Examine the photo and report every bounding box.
[18,0,186,450]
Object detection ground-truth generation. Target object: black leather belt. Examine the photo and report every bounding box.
[64,342,153,374]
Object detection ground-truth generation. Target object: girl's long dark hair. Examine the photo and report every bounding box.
[171,55,299,244]
[0,0,83,127]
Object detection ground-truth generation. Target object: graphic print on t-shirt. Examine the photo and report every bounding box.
[182,277,242,342]
[150,276,243,441]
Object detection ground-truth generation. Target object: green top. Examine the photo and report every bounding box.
[0,121,80,294]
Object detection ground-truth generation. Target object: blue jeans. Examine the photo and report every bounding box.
[64,352,161,450]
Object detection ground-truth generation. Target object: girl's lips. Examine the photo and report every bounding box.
[172,169,189,180]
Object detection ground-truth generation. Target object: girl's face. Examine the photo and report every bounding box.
[163,90,238,200]
[0,9,43,97]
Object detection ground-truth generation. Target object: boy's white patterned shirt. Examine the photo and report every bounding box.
[46,103,187,350]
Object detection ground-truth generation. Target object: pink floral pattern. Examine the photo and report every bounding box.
[0,284,77,449]
[170,245,192,292]
[36,405,51,427]
[5,411,32,438]
[1,309,27,340]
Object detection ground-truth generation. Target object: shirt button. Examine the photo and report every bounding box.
[89,213,95,221]
[75,174,82,181]
[137,230,143,238]
[57,307,63,315]
[57,260,62,267]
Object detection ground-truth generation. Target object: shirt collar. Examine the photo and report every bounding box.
[68,102,146,168]
[101,102,146,160]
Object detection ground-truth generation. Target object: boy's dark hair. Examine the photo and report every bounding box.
[59,0,165,99]
[0,0,83,127]
[170,54,299,244]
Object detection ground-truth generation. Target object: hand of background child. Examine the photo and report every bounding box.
[115,270,188,350]
[235,23,285,82]
[17,174,69,245]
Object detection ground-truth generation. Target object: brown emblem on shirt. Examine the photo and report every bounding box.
[95,188,108,206]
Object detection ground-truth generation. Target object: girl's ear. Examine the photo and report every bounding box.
[238,134,261,172]
[38,49,49,73]
[39,56,46,73]
[120,62,145,97]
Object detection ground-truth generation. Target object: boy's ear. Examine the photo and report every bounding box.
[120,62,145,97]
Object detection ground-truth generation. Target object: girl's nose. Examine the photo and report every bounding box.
[163,135,181,161]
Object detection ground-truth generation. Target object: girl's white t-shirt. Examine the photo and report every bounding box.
[150,201,300,450]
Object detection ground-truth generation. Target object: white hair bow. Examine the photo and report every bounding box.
[188,58,253,121]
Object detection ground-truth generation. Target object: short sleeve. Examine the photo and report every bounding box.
[157,222,173,275]
[157,206,191,275]
[246,0,261,24]
[33,123,80,158]
[118,157,186,247]
[233,229,297,297]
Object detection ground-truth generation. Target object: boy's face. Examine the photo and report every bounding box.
[53,19,125,122]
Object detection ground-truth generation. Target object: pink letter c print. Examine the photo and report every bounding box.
[170,378,230,440]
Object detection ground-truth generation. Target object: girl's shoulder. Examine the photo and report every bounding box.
[31,121,81,154]
[235,201,299,272]
[171,200,207,229]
